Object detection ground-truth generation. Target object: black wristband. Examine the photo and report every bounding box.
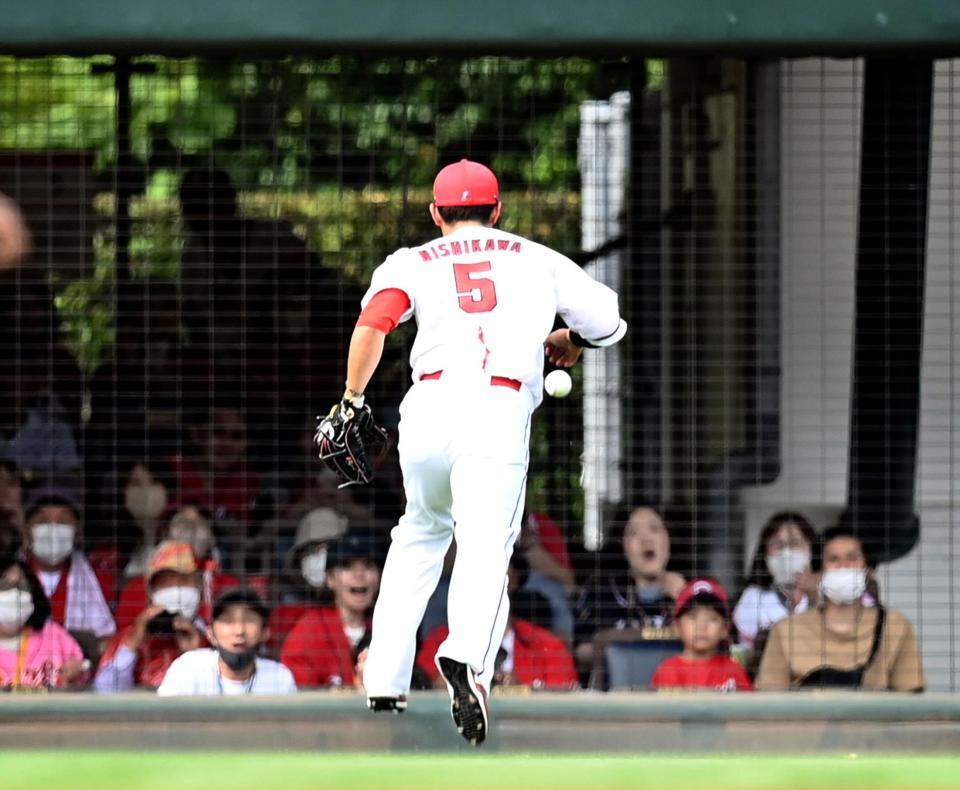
[568,329,597,349]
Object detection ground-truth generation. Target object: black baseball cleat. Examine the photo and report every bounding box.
[367,695,407,714]
[436,657,489,746]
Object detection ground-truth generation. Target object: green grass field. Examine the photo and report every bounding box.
[1,753,957,790]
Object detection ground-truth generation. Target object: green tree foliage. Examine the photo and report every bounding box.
[1,54,629,375]
[1,53,635,526]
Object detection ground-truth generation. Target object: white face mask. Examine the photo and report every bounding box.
[820,568,868,605]
[125,484,168,525]
[151,585,201,620]
[765,548,811,586]
[30,523,76,566]
[301,548,328,588]
[0,589,34,632]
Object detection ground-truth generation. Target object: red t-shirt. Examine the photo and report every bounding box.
[98,626,206,689]
[266,602,313,660]
[651,654,753,692]
[280,607,368,688]
[417,619,578,690]
[167,454,260,525]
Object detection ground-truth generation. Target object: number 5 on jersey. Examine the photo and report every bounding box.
[453,261,498,314]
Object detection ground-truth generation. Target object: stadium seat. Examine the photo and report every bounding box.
[602,639,683,690]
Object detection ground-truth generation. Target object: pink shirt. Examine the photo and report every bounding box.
[0,620,84,689]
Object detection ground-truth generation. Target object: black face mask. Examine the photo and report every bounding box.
[216,643,257,673]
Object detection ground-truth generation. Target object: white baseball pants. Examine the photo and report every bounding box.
[363,374,532,696]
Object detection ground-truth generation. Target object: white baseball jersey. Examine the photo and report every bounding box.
[362,222,626,701]
[362,225,625,406]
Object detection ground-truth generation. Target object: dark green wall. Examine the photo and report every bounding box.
[3,0,960,52]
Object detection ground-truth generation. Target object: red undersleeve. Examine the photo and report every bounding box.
[356,288,412,334]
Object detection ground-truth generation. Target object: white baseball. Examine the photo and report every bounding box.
[544,369,572,398]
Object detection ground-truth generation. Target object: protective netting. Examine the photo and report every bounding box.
[0,55,956,693]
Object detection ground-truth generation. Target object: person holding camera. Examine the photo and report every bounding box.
[94,541,205,692]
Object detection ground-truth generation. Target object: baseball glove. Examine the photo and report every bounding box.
[314,398,389,487]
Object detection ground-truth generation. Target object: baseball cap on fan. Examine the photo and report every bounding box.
[147,540,198,583]
[433,159,500,207]
[673,577,731,619]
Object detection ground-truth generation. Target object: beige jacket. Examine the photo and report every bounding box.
[756,605,925,691]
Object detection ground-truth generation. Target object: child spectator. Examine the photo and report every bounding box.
[22,486,116,652]
[651,578,752,692]
[0,554,88,689]
[280,531,381,688]
[94,541,205,691]
[158,588,296,696]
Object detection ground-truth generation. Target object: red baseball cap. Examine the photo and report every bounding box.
[433,159,500,207]
[673,577,730,619]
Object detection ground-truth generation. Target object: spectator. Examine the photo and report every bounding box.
[756,525,925,691]
[22,486,116,652]
[114,504,239,631]
[0,459,24,556]
[168,401,260,528]
[0,521,20,558]
[733,511,818,656]
[266,507,348,658]
[651,578,752,692]
[278,444,380,541]
[158,588,296,696]
[416,554,577,691]
[3,391,82,483]
[574,506,686,668]
[167,399,266,575]
[0,191,29,270]
[166,503,242,615]
[87,457,175,593]
[87,281,191,473]
[261,425,385,569]
[0,555,87,689]
[280,531,381,688]
[94,541,205,691]
[516,510,576,640]
[178,167,347,475]
[504,553,556,636]
[117,460,172,577]
[0,274,84,464]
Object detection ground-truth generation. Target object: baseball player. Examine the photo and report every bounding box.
[321,159,626,745]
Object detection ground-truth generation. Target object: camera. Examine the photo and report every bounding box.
[146,610,176,635]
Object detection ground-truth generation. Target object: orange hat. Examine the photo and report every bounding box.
[433,159,499,207]
[147,540,197,582]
